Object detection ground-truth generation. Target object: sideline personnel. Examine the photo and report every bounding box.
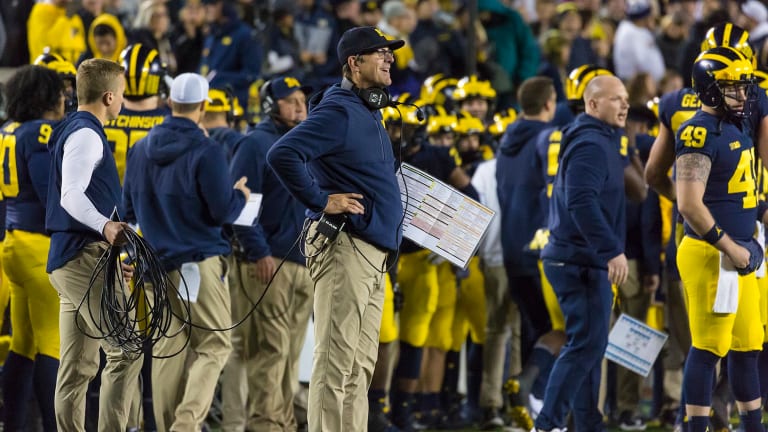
[533,75,630,432]
[122,72,249,432]
[267,26,405,432]
[45,58,140,432]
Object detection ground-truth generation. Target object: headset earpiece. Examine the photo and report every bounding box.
[260,80,275,116]
[356,86,391,110]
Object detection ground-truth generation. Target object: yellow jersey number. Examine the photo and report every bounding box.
[729,148,758,209]
[105,128,149,183]
[680,125,707,148]
[0,123,50,199]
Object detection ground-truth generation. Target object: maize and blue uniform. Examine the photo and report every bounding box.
[534,126,565,332]
[675,111,763,358]
[397,143,462,352]
[103,106,168,183]
[0,120,60,431]
[0,120,59,361]
[535,113,627,432]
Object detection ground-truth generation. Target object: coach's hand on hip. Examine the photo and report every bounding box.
[325,193,365,215]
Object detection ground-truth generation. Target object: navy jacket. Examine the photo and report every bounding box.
[209,126,242,161]
[542,113,626,268]
[497,118,550,276]
[46,112,121,272]
[123,116,245,271]
[267,83,403,252]
[230,117,305,264]
[199,6,262,108]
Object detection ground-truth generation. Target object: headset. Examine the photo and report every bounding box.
[260,79,276,116]
[341,78,393,110]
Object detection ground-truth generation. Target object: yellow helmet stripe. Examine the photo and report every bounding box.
[138,49,158,96]
[128,43,141,95]
[722,23,732,48]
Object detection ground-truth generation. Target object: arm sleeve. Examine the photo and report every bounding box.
[267,104,347,212]
[564,142,623,258]
[229,138,271,260]
[60,128,110,234]
[198,144,246,225]
[27,139,50,206]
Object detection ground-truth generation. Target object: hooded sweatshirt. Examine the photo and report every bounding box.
[267,83,403,252]
[230,117,306,264]
[496,118,550,275]
[86,13,127,62]
[122,116,245,271]
[542,113,626,268]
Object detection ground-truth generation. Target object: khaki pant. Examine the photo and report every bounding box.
[305,226,387,432]
[220,254,251,432]
[49,242,143,432]
[245,259,314,432]
[152,255,232,432]
[479,263,521,409]
[616,260,651,414]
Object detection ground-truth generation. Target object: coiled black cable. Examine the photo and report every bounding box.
[77,229,190,359]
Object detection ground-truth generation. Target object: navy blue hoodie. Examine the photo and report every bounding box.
[267,83,404,252]
[230,117,305,264]
[497,118,550,276]
[123,116,246,271]
[46,112,121,272]
[542,113,626,268]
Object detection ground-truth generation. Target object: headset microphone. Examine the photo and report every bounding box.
[390,100,426,122]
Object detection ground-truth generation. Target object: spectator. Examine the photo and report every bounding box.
[170,0,205,74]
[378,0,419,95]
[0,0,34,65]
[27,0,87,64]
[131,1,178,76]
[294,0,338,88]
[529,0,556,37]
[80,13,128,64]
[657,11,688,70]
[361,0,383,26]
[678,8,730,87]
[613,0,665,81]
[199,0,262,112]
[658,70,683,94]
[478,0,539,107]
[739,0,768,70]
[538,29,570,102]
[556,3,597,72]
[627,71,657,107]
[77,0,104,37]
[263,4,304,79]
[411,0,467,78]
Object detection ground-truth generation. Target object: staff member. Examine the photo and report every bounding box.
[267,26,405,432]
[45,58,140,432]
[227,75,312,431]
[533,75,630,432]
[122,72,249,432]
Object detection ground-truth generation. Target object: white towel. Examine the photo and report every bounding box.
[179,262,201,303]
[757,222,766,278]
[714,252,739,314]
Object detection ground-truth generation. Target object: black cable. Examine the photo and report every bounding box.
[78,229,190,359]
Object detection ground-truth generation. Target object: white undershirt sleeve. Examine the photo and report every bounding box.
[60,128,111,236]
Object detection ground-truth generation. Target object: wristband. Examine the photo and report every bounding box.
[758,200,768,222]
[702,223,724,245]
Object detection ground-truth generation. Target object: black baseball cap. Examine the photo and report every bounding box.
[336,26,405,65]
